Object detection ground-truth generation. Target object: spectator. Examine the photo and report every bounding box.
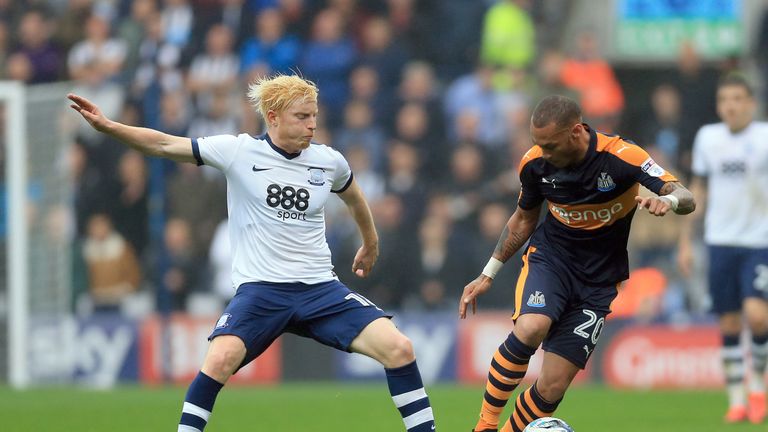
[480,0,535,72]
[156,218,203,312]
[334,99,387,173]
[240,7,302,78]
[473,202,519,309]
[558,30,624,132]
[68,14,128,84]
[673,41,720,179]
[186,24,239,112]
[9,9,62,83]
[385,140,426,234]
[300,8,356,126]
[116,0,158,80]
[161,0,194,48]
[166,162,227,260]
[409,215,475,311]
[394,61,444,139]
[358,15,409,93]
[640,84,683,170]
[111,150,150,257]
[82,213,142,313]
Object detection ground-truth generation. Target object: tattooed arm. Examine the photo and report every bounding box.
[659,181,696,215]
[459,204,541,318]
[492,205,542,262]
[635,181,696,216]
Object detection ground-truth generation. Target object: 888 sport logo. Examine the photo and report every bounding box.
[266,183,310,221]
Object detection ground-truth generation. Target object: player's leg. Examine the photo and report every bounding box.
[708,246,748,422]
[741,248,768,423]
[179,335,246,432]
[350,318,436,432]
[473,249,561,432]
[179,283,293,432]
[501,353,578,432]
[500,278,617,432]
[720,312,748,422]
[744,298,768,423]
[298,280,435,431]
[473,314,550,432]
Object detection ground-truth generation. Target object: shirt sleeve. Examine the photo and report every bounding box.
[517,160,545,210]
[690,128,708,177]
[330,148,353,193]
[627,144,678,195]
[193,134,240,172]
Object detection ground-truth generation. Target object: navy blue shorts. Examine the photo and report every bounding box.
[708,245,768,315]
[511,247,618,369]
[210,280,390,368]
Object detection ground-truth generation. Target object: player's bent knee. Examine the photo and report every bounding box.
[202,336,246,382]
[380,335,415,368]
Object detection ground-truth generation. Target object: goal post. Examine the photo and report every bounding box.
[2,81,73,388]
[3,81,30,389]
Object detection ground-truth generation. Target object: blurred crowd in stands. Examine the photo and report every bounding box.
[1,0,766,323]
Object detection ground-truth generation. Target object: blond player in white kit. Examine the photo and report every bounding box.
[69,74,436,432]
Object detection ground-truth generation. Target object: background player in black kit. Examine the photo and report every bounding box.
[459,95,696,432]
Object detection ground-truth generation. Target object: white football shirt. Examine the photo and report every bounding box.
[193,133,353,288]
[691,121,768,247]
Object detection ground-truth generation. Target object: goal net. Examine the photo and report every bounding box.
[1,81,73,388]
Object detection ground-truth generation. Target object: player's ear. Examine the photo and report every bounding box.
[570,123,583,137]
[266,110,278,126]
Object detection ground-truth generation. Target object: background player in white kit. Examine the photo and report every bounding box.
[68,74,436,432]
[678,74,768,424]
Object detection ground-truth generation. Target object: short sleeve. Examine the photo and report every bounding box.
[194,134,240,171]
[330,149,353,193]
[518,160,544,210]
[690,128,708,177]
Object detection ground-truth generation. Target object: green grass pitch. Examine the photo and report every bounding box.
[0,383,764,431]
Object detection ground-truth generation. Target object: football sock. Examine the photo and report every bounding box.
[749,333,768,394]
[474,332,536,431]
[723,334,746,408]
[178,371,224,432]
[385,360,436,431]
[501,382,561,432]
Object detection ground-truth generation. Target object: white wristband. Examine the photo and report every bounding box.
[481,257,504,279]
[660,194,679,212]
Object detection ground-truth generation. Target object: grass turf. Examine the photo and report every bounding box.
[0,383,763,431]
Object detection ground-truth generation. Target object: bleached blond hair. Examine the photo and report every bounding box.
[247,74,319,122]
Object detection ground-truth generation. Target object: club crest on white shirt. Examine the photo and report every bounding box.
[308,167,326,186]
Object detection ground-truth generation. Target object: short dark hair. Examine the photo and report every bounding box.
[531,95,582,128]
[717,72,754,97]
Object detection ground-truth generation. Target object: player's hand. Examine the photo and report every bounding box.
[67,93,112,133]
[459,275,493,319]
[634,195,672,217]
[352,243,378,278]
[677,241,694,278]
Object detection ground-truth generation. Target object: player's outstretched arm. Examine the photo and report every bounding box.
[68,93,196,164]
[337,179,379,278]
[634,181,696,217]
[459,204,541,319]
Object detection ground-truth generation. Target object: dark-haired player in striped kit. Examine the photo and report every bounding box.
[459,95,696,432]
[68,74,435,432]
